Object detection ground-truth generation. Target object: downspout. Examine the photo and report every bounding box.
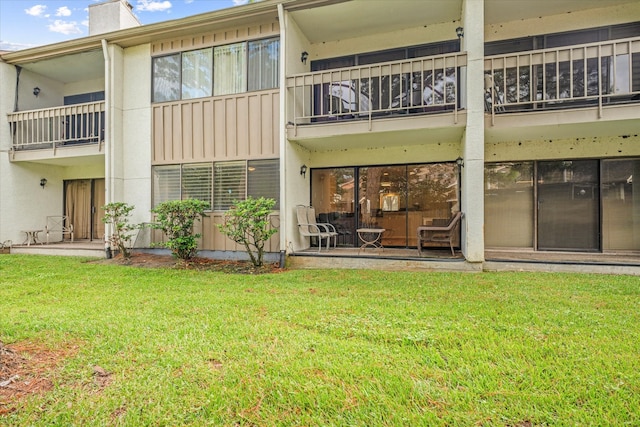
[101,39,112,258]
[13,65,21,112]
[277,2,287,266]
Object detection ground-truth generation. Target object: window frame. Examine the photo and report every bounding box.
[152,36,280,103]
[152,159,280,211]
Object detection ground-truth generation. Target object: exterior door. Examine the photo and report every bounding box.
[537,160,600,251]
[64,178,105,241]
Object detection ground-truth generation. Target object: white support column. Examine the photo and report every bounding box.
[461,0,485,262]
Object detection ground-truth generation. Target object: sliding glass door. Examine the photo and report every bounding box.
[311,163,459,248]
[537,160,600,251]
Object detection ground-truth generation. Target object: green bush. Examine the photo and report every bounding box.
[217,197,278,267]
[102,202,136,259]
[151,199,209,260]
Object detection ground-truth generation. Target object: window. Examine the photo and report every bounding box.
[182,48,213,99]
[153,165,181,206]
[214,159,280,210]
[154,160,279,210]
[247,159,280,209]
[152,54,181,102]
[214,161,246,210]
[248,38,280,91]
[152,163,212,208]
[182,163,212,206]
[152,37,280,102]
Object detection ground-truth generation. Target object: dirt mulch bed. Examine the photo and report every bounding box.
[93,252,283,274]
[0,341,78,415]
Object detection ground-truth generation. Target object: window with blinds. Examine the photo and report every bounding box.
[182,163,212,207]
[214,161,246,210]
[247,159,279,209]
[154,160,279,210]
[153,165,181,206]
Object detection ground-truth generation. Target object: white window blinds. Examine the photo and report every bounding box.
[214,161,246,210]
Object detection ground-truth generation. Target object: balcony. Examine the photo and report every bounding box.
[285,53,467,149]
[484,36,640,126]
[8,101,105,163]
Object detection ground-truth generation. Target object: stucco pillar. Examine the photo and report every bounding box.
[461,0,485,262]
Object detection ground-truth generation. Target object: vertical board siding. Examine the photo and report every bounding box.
[149,213,279,253]
[152,90,279,164]
[151,21,279,56]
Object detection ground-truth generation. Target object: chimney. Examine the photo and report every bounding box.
[88,0,141,36]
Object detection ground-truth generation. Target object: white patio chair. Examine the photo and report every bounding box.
[45,216,74,244]
[296,205,334,252]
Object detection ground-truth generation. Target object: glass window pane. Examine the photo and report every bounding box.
[153,54,181,102]
[248,38,279,91]
[602,159,640,250]
[214,42,247,96]
[214,161,246,210]
[537,160,599,251]
[484,163,534,248]
[153,165,181,207]
[182,48,213,99]
[182,163,212,208]
[311,168,356,246]
[408,163,459,248]
[247,159,279,209]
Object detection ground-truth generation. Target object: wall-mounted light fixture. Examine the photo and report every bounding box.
[33,87,41,97]
[300,164,308,178]
[300,51,309,64]
[456,27,464,39]
[40,178,47,188]
[456,157,464,168]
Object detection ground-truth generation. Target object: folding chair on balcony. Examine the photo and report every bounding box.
[45,216,74,244]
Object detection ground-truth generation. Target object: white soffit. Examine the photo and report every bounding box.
[18,50,104,83]
[290,0,463,43]
[485,0,638,25]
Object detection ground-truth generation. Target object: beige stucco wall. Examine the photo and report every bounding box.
[120,44,152,226]
[486,135,640,162]
[0,62,64,243]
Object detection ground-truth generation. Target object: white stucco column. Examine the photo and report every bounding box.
[461,0,485,262]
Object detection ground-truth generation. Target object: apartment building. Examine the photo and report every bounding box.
[1,0,638,271]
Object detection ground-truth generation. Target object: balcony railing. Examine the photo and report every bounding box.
[286,53,467,128]
[8,101,106,150]
[484,36,640,122]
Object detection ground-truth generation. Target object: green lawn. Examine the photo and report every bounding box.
[1,255,639,426]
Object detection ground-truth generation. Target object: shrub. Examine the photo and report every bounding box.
[151,199,209,261]
[217,197,278,267]
[102,202,136,259]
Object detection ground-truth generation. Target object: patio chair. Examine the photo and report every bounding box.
[296,205,335,252]
[45,216,74,244]
[307,206,338,249]
[417,211,462,256]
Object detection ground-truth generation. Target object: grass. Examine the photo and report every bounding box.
[1,254,639,426]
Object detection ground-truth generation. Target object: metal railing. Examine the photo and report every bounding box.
[286,53,467,128]
[8,101,105,149]
[484,36,640,122]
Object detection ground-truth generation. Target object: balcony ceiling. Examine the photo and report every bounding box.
[289,0,463,43]
[17,50,104,83]
[291,0,636,44]
[485,0,636,25]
